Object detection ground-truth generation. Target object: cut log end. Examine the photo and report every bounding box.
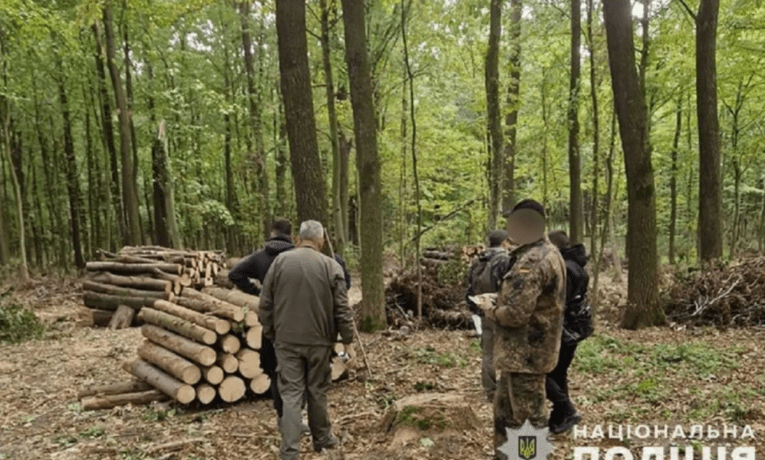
[202,366,224,385]
[196,384,216,405]
[219,376,246,403]
[250,373,271,395]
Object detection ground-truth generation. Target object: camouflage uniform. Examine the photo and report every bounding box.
[486,237,566,457]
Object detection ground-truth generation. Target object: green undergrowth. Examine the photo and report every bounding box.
[0,301,44,344]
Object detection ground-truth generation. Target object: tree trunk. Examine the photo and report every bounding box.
[123,358,196,404]
[84,291,160,311]
[321,0,346,257]
[56,60,86,269]
[275,95,288,218]
[123,20,143,242]
[503,0,522,214]
[141,324,217,366]
[152,300,231,335]
[568,0,583,244]
[275,0,327,225]
[485,0,503,230]
[239,2,270,241]
[87,272,172,292]
[696,0,723,261]
[138,307,217,345]
[83,280,171,300]
[137,340,202,385]
[669,96,682,265]
[102,4,141,246]
[341,0,386,330]
[587,0,600,305]
[92,22,125,247]
[603,0,663,328]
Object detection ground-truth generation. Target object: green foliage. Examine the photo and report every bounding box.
[143,406,177,422]
[396,406,452,431]
[0,302,44,344]
[411,346,466,368]
[79,426,105,439]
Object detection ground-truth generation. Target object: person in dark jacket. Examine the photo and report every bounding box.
[546,230,588,434]
[465,230,512,401]
[228,219,295,296]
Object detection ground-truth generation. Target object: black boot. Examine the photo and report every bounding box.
[549,402,581,434]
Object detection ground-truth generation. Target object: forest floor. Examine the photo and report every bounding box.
[0,274,764,460]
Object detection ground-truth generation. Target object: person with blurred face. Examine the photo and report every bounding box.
[481,199,566,459]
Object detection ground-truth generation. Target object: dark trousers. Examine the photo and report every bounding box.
[545,341,578,415]
[260,336,283,416]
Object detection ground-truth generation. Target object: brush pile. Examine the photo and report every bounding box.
[78,246,355,410]
[385,246,484,330]
[665,257,765,327]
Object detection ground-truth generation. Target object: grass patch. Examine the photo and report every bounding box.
[397,406,452,431]
[411,346,467,368]
[0,301,44,344]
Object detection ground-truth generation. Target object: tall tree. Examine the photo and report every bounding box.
[341,0,386,329]
[669,96,682,265]
[568,0,583,244]
[603,0,663,328]
[275,0,327,225]
[319,0,346,256]
[586,0,601,305]
[696,0,723,261]
[485,0,503,230]
[102,4,141,245]
[240,1,270,241]
[503,0,522,213]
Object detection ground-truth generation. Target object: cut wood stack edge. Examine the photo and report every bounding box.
[78,245,353,411]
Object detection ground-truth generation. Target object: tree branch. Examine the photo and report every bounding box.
[674,0,697,21]
[408,199,476,244]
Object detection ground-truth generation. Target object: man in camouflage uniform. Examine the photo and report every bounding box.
[482,199,566,459]
[465,230,512,401]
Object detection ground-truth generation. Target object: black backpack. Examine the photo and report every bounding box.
[562,294,593,345]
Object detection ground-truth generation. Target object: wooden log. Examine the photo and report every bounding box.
[176,290,245,322]
[138,307,217,345]
[245,325,262,350]
[137,341,202,385]
[83,292,158,311]
[86,261,182,275]
[217,353,239,374]
[201,366,224,385]
[244,311,259,327]
[250,373,271,395]
[422,250,455,261]
[108,305,136,330]
[218,376,246,403]
[152,300,231,335]
[196,383,216,405]
[218,334,241,354]
[81,389,167,411]
[83,280,171,301]
[87,272,171,293]
[202,287,260,313]
[236,349,261,378]
[123,358,196,404]
[90,309,113,327]
[141,325,216,366]
[78,380,153,399]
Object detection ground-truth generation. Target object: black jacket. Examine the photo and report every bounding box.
[334,253,352,290]
[560,244,588,306]
[228,235,295,296]
[465,247,512,312]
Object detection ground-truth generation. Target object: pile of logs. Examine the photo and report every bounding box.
[82,246,224,329]
[78,245,355,410]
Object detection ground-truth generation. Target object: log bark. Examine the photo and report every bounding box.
[201,287,259,313]
[218,353,239,374]
[152,300,231,335]
[141,325,216,366]
[78,380,153,399]
[219,334,241,354]
[138,307,217,345]
[245,325,262,350]
[214,270,235,289]
[81,389,167,411]
[90,309,114,327]
[250,373,270,395]
[201,365,224,385]
[87,261,182,275]
[123,358,196,404]
[236,349,261,378]
[218,376,246,403]
[84,292,157,311]
[84,280,171,301]
[137,340,202,385]
[108,305,136,329]
[196,383,216,405]
[178,289,245,321]
[88,271,171,292]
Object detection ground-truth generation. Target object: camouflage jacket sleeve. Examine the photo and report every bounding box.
[489,257,545,328]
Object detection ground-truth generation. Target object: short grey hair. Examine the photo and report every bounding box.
[299,220,324,241]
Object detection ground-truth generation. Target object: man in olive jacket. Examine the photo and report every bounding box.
[480,200,566,459]
[259,220,354,460]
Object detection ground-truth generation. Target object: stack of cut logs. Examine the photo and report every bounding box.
[420,245,486,273]
[78,245,354,410]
